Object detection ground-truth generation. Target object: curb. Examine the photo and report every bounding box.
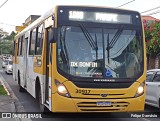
[0,73,18,102]
[0,76,10,96]
[0,73,32,121]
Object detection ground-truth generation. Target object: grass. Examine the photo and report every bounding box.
[0,85,8,95]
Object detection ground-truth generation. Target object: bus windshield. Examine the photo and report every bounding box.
[57,25,143,78]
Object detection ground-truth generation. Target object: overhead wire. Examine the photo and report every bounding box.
[141,5,160,14]
[0,0,15,30]
[0,1,159,27]
[140,5,160,16]
[117,1,160,16]
[0,22,15,27]
[0,0,8,9]
[117,0,135,8]
[145,10,160,16]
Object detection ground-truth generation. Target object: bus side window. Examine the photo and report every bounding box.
[18,38,22,56]
[21,36,25,56]
[16,40,19,56]
[35,24,44,55]
[29,28,37,55]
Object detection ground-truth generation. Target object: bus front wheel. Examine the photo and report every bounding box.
[159,98,160,110]
[36,83,49,113]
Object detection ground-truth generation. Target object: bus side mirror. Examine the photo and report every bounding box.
[49,28,56,43]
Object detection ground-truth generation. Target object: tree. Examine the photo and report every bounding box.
[143,19,160,69]
[0,42,14,55]
[0,31,4,40]
[0,31,16,55]
[143,20,160,56]
[4,31,16,41]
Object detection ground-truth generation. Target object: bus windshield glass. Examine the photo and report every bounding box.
[57,25,143,78]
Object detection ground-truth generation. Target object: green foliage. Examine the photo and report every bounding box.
[0,42,14,54]
[3,31,16,41]
[0,31,16,55]
[144,20,160,56]
[0,85,7,95]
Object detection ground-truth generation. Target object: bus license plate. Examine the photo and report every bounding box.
[96,101,112,106]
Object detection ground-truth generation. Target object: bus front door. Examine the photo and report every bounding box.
[45,27,53,107]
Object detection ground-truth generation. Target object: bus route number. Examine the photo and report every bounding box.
[75,89,91,95]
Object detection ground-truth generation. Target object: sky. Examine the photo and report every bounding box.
[0,0,160,34]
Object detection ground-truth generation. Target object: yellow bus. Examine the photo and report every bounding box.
[13,5,146,112]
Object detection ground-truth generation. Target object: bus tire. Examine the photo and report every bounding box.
[36,81,49,113]
[18,72,25,92]
[159,98,160,110]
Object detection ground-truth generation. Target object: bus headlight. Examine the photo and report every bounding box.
[58,84,67,94]
[135,82,145,97]
[55,80,70,97]
[137,86,144,94]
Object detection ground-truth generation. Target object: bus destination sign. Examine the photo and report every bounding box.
[69,11,132,24]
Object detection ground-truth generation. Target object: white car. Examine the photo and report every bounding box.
[146,69,160,109]
[5,60,13,74]
[2,60,8,68]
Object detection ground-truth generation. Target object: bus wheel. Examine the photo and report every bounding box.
[37,84,49,113]
[18,73,25,92]
[159,98,160,110]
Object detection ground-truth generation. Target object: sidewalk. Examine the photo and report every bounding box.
[0,95,16,112]
[0,73,31,121]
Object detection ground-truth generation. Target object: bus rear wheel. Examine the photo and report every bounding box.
[18,73,25,92]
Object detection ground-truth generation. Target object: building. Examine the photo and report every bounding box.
[0,28,8,36]
[142,16,159,21]
[24,15,40,26]
[142,16,160,25]
[15,15,40,33]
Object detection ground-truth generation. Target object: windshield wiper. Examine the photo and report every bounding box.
[95,33,98,60]
[109,26,124,48]
[106,33,110,64]
[78,23,98,59]
[106,26,124,63]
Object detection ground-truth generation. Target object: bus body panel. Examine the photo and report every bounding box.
[51,65,146,112]
[13,42,19,82]
[52,92,145,112]
[17,57,25,87]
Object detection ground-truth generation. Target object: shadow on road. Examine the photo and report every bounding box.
[41,112,131,119]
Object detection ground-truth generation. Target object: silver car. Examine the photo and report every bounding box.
[5,60,13,74]
[146,69,160,109]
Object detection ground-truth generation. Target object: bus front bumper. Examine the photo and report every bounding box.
[51,93,145,112]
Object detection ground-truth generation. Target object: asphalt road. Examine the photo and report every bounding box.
[0,59,159,121]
